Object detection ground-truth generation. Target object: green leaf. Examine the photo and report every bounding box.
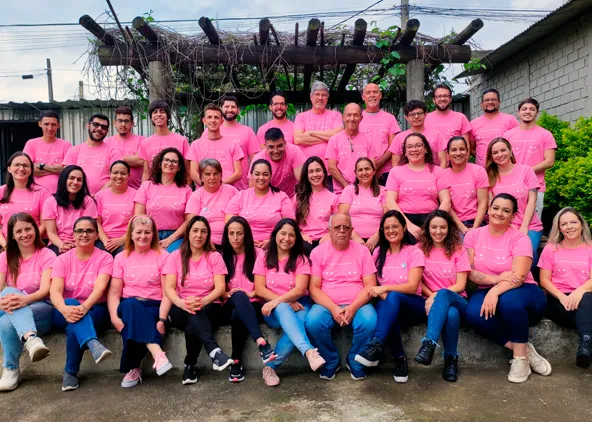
[379,80,388,90]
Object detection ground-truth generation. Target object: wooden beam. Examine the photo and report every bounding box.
[132,16,158,43]
[374,27,402,81]
[259,18,271,46]
[198,17,220,45]
[320,21,325,81]
[259,18,275,91]
[427,18,483,73]
[330,33,346,90]
[271,24,291,91]
[175,90,362,106]
[398,18,420,46]
[338,18,367,91]
[294,23,299,90]
[303,18,321,92]
[79,15,115,45]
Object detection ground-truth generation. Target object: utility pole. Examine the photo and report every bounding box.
[401,0,409,31]
[79,81,84,99]
[46,58,54,102]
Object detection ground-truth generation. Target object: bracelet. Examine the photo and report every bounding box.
[158,317,168,323]
[80,304,89,313]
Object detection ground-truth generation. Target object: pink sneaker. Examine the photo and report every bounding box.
[306,348,326,372]
[153,352,173,376]
[262,366,280,387]
[121,368,142,388]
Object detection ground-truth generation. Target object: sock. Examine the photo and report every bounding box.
[209,348,221,359]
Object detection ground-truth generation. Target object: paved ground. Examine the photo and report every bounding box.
[1,364,590,421]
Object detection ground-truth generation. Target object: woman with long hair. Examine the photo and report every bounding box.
[255,218,325,386]
[50,217,114,391]
[225,159,294,250]
[354,210,425,383]
[220,216,277,383]
[95,160,137,256]
[338,157,386,251]
[413,210,471,382]
[294,157,339,255]
[134,147,192,252]
[0,213,54,391]
[163,216,234,385]
[43,165,97,255]
[464,193,550,383]
[108,215,173,388]
[539,207,592,368]
[0,152,50,250]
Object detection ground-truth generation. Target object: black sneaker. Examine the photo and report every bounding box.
[258,341,277,364]
[212,349,234,371]
[182,365,198,385]
[576,334,592,369]
[442,355,458,382]
[393,356,408,383]
[228,363,245,383]
[61,372,79,392]
[414,339,437,366]
[354,338,383,367]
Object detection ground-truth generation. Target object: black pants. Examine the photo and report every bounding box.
[546,292,592,337]
[302,239,320,257]
[405,213,430,245]
[379,172,389,187]
[169,303,223,366]
[221,291,264,362]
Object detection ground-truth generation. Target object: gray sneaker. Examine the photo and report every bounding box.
[62,372,79,392]
[88,340,112,364]
[24,336,50,363]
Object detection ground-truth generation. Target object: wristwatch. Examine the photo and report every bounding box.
[39,163,45,170]
[158,317,169,323]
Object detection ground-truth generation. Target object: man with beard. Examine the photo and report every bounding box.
[425,84,472,143]
[62,114,121,194]
[359,83,401,185]
[23,111,72,194]
[503,98,556,220]
[250,127,306,197]
[257,90,295,145]
[104,106,145,189]
[470,89,519,167]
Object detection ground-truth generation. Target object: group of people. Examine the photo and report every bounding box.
[0,81,590,394]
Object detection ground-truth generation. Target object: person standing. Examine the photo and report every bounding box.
[425,84,472,143]
[257,91,296,145]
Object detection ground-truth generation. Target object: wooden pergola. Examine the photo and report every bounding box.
[80,14,483,106]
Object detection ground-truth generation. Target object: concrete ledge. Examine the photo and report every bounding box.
[2,319,579,375]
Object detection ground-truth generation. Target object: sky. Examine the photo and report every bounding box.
[0,0,567,103]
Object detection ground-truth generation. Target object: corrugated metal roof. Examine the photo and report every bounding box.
[0,99,136,111]
[455,0,592,79]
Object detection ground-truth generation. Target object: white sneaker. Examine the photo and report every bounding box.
[24,336,50,363]
[0,368,20,391]
[508,357,531,383]
[527,342,552,376]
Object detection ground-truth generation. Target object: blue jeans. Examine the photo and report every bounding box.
[305,303,377,373]
[158,230,183,252]
[263,297,313,369]
[423,289,467,357]
[52,299,110,375]
[0,287,54,369]
[465,283,546,346]
[528,230,543,267]
[374,292,426,358]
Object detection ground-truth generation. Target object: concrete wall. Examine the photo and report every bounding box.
[467,12,591,123]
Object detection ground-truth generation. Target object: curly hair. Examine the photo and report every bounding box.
[399,133,435,170]
[418,210,462,259]
[149,147,187,187]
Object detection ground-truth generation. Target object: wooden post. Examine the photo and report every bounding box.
[149,61,170,103]
[338,19,367,90]
[406,58,424,102]
[303,18,321,92]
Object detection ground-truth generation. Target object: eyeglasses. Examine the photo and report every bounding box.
[405,143,424,150]
[434,95,451,99]
[10,163,31,169]
[74,228,97,236]
[115,119,132,124]
[383,225,401,232]
[271,102,286,107]
[407,111,425,118]
[482,99,499,103]
[162,158,180,165]
[332,225,352,232]
[347,138,354,152]
[90,121,109,131]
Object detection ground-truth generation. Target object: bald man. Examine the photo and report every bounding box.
[325,103,378,194]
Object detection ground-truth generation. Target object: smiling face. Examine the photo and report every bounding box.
[227,222,245,252]
[310,89,329,111]
[491,140,512,167]
[404,135,426,164]
[518,102,538,124]
[433,87,452,111]
[265,138,286,162]
[362,83,382,111]
[189,220,209,251]
[251,163,271,190]
[131,222,154,251]
[202,109,223,132]
[39,116,59,138]
[12,220,36,249]
[73,219,98,248]
[405,108,426,129]
[481,92,500,114]
[382,216,405,246]
[161,152,180,176]
[222,100,239,122]
[448,139,469,166]
[150,108,169,127]
[66,170,84,196]
[270,95,287,119]
[343,103,362,133]
[110,163,129,189]
[559,211,582,242]
[200,165,221,191]
[87,118,109,142]
[355,159,375,186]
[8,155,32,184]
[276,223,296,254]
[429,216,448,246]
[488,198,515,227]
[307,161,325,188]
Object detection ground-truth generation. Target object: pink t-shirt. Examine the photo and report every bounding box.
[295,188,339,240]
[251,143,306,197]
[339,184,386,239]
[23,137,72,193]
[63,142,121,195]
[390,127,447,157]
[52,248,113,302]
[254,254,311,297]
[359,110,401,174]
[134,181,192,231]
[163,249,227,299]
[104,134,145,189]
[216,124,261,190]
[94,187,137,238]
[113,249,169,301]
[310,241,376,305]
[187,136,245,188]
[224,188,295,242]
[373,245,424,296]
[538,243,592,293]
[325,131,378,194]
[0,185,50,238]
[0,247,55,294]
[441,164,489,221]
[138,133,189,169]
[421,247,471,297]
[294,109,343,164]
[42,195,98,244]
[227,248,264,303]
[504,126,557,192]
[464,226,536,287]
[470,113,519,167]
[385,165,449,214]
[257,120,295,145]
[425,110,472,139]
[490,164,543,231]
[185,184,238,245]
